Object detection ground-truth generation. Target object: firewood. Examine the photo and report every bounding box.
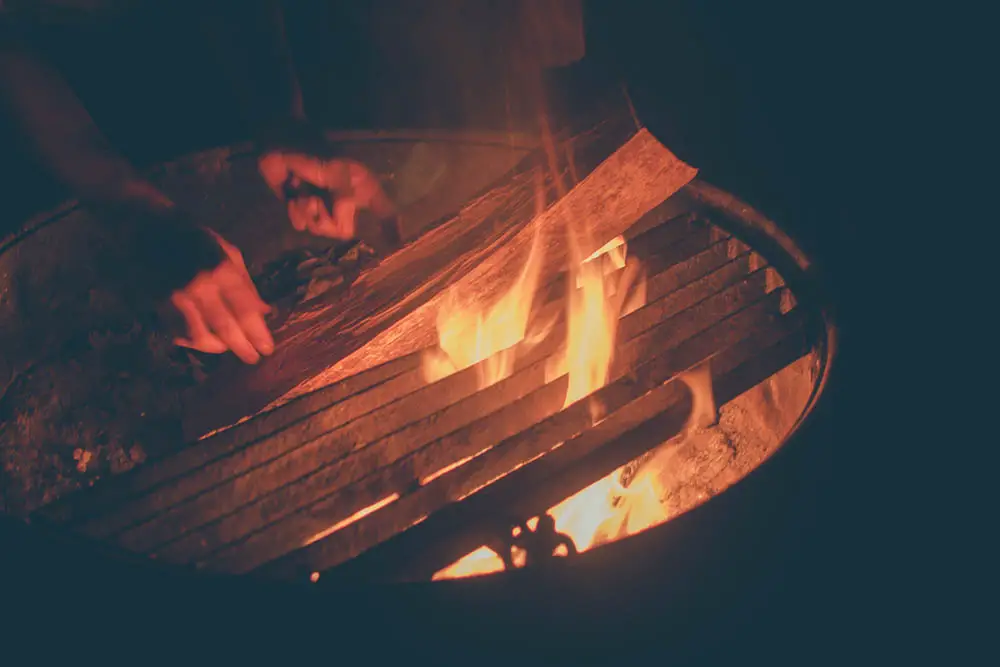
[195,284,785,574]
[331,314,812,583]
[184,129,696,439]
[232,291,800,576]
[67,248,764,556]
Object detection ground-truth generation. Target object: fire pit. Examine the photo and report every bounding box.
[0,120,833,586]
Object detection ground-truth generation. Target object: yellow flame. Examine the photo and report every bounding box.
[432,545,505,580]
[434,232,670,580]
[561,252,619,408]
[549,464,667,552]
[422,222,547,388]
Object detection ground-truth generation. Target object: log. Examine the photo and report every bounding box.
[39,119,676,527]
[262,129,697,414]
[51,211,730,536]
[36,351,422,525]
[198,284,786,574]
[332,313,812,582]
[84,249,761,553]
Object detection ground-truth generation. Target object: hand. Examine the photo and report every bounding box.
[170,232,274,365]
[258,152,389,240]
[107,199,275,366]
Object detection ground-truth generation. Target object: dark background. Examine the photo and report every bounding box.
[0,0,905,662]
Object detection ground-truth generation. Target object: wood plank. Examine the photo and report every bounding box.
[125,250,767,557]
[37,351,422,525]
[199,284,786,574]
[179,128,695,440]
[93,253,762,553]
[255,129,697,417]
[333,313,811,583]
[46,213,726,533]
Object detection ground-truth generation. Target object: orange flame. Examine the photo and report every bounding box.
[433,229,671,580]
[422,209,548,388]
[429,115,678,579]
[552,233,645,411]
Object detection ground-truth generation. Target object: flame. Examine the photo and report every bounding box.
[422,219,547,389]
[429,115,673,579]
[549,464,666,552]
[434,231,669,580]
[542,229,665,553]
[432,545,505,580]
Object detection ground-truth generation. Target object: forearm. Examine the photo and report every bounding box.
[0,42,169,209]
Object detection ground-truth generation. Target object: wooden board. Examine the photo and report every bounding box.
[172,268,782,573]
[56,226,752,544]
[255,296,809,579]
[179,128,696,439]
[37,208,724,529]
[328,315,813,582]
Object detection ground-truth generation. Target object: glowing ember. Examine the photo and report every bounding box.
[304,493,400,547]
[432,545,504,580]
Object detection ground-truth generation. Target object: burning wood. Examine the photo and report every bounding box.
[260,303,807,580]
[272,128,697,404]
[34,126,821,583]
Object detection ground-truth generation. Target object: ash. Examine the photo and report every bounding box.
[628,352,820,526]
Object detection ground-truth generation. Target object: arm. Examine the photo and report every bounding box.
[0,36,170,209]
[0,26,273,365]
[200,1,393,243]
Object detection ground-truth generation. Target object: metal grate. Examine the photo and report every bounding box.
[35,192,817,582]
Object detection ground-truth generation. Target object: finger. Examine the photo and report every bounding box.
[237,266,272,315]
[224,291,274,357]
[215,267,275,356]
[307,200,340,238]
[174,335,229,355]
[193,285,261,365]
[171,291,228,354]
[213,236,271,314]
[258,153,292,194]
[287,200,310,231]
[211,232,243,264]
[332,198,357,239]
[348,161,383,208]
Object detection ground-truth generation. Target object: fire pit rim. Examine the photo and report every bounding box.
[0,128,539,258]
[312,176,840,584]
[683,178,838,439]
[2,137,839,593]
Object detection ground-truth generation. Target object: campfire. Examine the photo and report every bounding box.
[423,211,657,578]
[22,122,826,584]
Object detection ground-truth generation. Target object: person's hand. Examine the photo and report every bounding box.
[170,231,274,365]
[107,199,275,365]
[258,152,388,240]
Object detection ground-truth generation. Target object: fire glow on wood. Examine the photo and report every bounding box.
[27,122,821,583]
[413,160,701,578]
